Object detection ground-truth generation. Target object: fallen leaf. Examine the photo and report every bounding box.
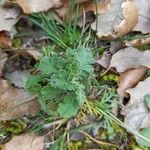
[0,7,20,32]
[13,0,62,14]
[122,77,150,130]
[115,0,138,37]
[0,51,7,76]
[133,0,150,34]
[0,31,12,48]
[0,79,39,121]
[3,133,45,150]
[91,0,138,38]
[110,47,150,72]
[96,50,112,69]
[117,66,148,97]
[5,70,29,88]
[54,0,110,26]
[96,41,125,68]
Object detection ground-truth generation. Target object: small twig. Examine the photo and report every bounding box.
[42,119,64,129]
[80,131,119,148]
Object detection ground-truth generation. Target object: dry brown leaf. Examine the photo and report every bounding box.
[0,79,39,120]
[54,0,110,26]
[76,0,110,27]
[12,0,62,14]
[133,0,150,34]
[0,51,7,76]
[110,47,150,72]
[3,133,45,150]
[122,77,150,130]
[91,0,138,38]
[0,31,12,48]
[117,66,148,97]
[0,7,20,32]
[115,0,138,37]
[5,70,29,88]
[96,50,112,68]
[96,41,125,68]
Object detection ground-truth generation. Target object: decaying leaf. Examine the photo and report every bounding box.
[115,0,138,37]
[133,0,150,34]
[12,0,62,14]
[122,77,150,130]
[0,79,39,120]
[0,31,12,48]
[54,0,110,27]
[91,0,138,38]
[117,66,148,97]
[0,7,20,32]
[96,41,125,68]
[5,70,29,88]
[3,133,45,150]
[110,47,150,72]
[0,51,7,76]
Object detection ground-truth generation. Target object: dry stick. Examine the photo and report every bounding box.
[100,66,111,76]
[80,131,119,148]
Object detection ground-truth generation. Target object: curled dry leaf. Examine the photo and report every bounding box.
[115,0,138,37]
[110,47,150,73]
[117,66,148,97]
[3,133,45,150]
[133,0,150,34]
[122,77,150,130]
[91,0,138,38]
[0,79,39,121]
[0,31,12,48]
[12,0,62,14]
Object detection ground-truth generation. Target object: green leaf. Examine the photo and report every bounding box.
[40,84,62,101]
[57,94,80,118]
[50,72,75,91]
[26,46,95,118]
[25,75,42,94]
[144,94,150,109]
[136,127,150,147]
[75,83,86,105]
[74,48,94,75]
[38,55,66,75]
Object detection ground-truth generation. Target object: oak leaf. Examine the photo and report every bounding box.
[91,0,138,38]
[0,79,39,121]
[133,0,150,34]
[122,77,150,130]
[117,66,148,97]
[110,47,150,72]
[3,133,44,150]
